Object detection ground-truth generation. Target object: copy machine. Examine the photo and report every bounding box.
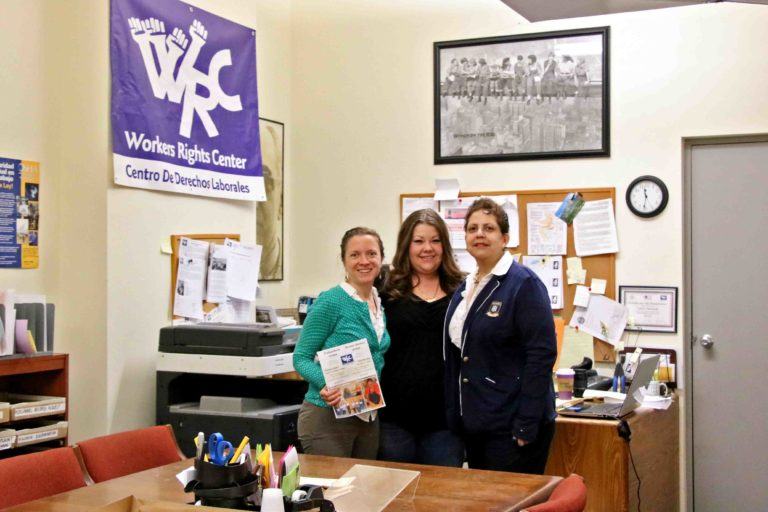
[156,324,306,457]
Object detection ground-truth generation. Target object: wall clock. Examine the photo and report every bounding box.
[626,175,669,218]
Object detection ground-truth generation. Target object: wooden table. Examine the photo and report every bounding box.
[11,452,561,511]
[546,399,679,512]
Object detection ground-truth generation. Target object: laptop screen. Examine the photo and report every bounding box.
[619,354,660,415]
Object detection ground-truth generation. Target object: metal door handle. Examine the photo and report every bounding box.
[700,334,714,349]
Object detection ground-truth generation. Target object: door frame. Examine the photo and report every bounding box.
[682,133,768,511]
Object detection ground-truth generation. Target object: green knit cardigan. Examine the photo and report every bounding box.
[292,285,390,408]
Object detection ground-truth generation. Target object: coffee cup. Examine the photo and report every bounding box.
[261,488,284,512]
[646,380,668,397]
[555,368,576,400]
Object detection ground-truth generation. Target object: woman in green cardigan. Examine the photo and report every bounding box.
[293,227,391,459]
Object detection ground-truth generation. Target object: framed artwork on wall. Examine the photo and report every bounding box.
[434,26,610,164]
[257,117,284,281]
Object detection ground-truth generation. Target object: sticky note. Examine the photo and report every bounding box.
[567,256,583,271]
[574,286,591,308]
[590,279,607,295]
[567,268,587,285]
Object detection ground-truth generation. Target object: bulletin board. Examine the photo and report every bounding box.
[400,188,617,362]
[169,233,240,319]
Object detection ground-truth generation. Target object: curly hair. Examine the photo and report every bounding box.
[464,197,510,234]
[384,209,465,300]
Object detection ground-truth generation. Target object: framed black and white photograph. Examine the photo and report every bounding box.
[257,117,285,281]
[619,286,678,333]
[434,26,610,164]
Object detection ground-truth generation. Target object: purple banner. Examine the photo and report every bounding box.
[111,0,263,200]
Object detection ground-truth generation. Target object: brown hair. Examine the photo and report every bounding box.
[340,227,384,261]
[464,197,509,234]
[385,209,465,300]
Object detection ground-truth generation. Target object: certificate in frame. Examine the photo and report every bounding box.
[619,286,678,333]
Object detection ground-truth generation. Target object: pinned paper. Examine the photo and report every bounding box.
[555,192,585,224]
[567,267,587,285]
[522,256,564,310]
[556,327,595,376]
[573,286,591,308]
[590,279,607,295]
[434,178,460,201]
[492,195,520,247]
[573,199,619,256]
[567,256,583,271]
[569,295,628,345]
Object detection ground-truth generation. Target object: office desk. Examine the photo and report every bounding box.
[545,399,679,512]
[12,452,562,512]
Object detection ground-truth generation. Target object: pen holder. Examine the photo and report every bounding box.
[185,458,260,510]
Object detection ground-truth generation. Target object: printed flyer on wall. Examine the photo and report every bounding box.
[110,0,264,201]
[317,339,385,419]
[0,158,40,269]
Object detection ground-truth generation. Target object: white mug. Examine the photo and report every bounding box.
[646,380,668,397]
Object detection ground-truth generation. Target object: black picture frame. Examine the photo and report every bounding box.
[434,26,610,164]
[619,286,678,333]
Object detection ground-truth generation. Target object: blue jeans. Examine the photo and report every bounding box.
[378,421,464,467]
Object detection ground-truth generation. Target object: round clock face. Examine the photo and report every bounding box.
[626,176,668,217]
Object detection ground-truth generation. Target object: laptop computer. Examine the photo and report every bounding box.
[558,354,660,419]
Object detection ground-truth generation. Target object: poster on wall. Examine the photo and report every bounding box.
[0,158,40,269]
[110,0,264,201]
[256,118,284,281]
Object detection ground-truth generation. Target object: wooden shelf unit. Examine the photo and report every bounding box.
[0,353,69,456]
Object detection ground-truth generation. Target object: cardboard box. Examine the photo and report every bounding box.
[0,429,16,451]
[98,496,225,512]
[0,393,67,421]
[0,402,9,424]
[14,420,67,447]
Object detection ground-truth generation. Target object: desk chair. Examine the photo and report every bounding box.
[523,474,587,512]
[0,447,86,509]
[75,424,184,483]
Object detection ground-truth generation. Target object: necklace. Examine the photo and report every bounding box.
[415,277,441,302]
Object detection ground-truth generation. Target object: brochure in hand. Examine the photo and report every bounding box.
[317,339,386,419]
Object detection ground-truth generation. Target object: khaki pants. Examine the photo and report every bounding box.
[298,401,379,459]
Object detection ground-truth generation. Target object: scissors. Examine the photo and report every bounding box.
[208,433,233,466]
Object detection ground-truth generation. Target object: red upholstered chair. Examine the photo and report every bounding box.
[0,447,86,509]
[524,474,588,512]
[76,425,184,483]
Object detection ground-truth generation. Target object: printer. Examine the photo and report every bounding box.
[156,324,307,457]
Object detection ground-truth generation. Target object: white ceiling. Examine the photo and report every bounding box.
[498,0,766,22]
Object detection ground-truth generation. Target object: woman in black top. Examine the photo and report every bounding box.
[378,209,465,466]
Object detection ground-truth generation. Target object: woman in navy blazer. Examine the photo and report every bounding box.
[443,197,557,474]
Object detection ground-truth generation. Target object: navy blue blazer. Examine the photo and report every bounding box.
[443,261,557,442]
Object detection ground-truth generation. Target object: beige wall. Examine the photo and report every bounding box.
[0,2,59,295]
[42,0,110,441]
